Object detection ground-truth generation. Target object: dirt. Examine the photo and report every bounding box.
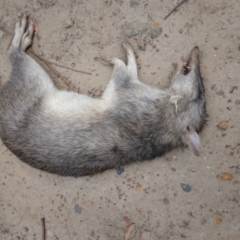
[0,0,240,239]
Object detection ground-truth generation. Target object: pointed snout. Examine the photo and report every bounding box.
[189,46,200,69]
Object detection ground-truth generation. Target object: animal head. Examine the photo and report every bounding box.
[170,46,204,101]
[170,47,207,156]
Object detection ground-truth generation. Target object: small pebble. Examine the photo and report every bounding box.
[138,40,146,50]
[217,173,233,181]
[214,216,223,225]
[204,3,211,10]
[116,165,124,175]
[135,184,141,192]
[180,183,191,193]
[152,22,160,27]
[201,219,206,224]
[74,204,82,214]
[217,121,228,130]
[147,26,162,38]
[216,89,224,96]
[211,84,217,90]
[163,198,169,205]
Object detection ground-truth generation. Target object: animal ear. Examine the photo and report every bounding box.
[184,125,201,156]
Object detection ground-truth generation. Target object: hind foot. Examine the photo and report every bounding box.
[7,14,34,56]
[20,19,34,51]
[116,165,124,175]
[122,39,138,79]
[11,14,28,50]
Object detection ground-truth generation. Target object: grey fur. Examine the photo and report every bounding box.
[0,15,207,177]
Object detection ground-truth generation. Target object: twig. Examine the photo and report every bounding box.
[164,0,187,20]
[40,55,77,91]
[41,217,46,240]
[32,51,91,75]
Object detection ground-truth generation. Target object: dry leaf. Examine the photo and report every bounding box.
[135,184,141,192]
[217,121,228,130]
[124,223,136,240]
[152,22,160,27]
[214,216,222,225]
[123,216,131,223]
[204,3,211,10]
[217,173,233,181]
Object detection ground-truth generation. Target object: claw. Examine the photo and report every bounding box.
[32,19,38,36]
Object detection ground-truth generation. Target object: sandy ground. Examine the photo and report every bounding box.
[0,0,240,239]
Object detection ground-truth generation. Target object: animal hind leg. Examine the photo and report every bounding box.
[95,44,140,103]
[5,14,54,90]
[94,42,139,87]
[95,55,129,101]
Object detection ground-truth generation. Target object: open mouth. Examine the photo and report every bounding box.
[180,46,199,75]
[182,62,190,75]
